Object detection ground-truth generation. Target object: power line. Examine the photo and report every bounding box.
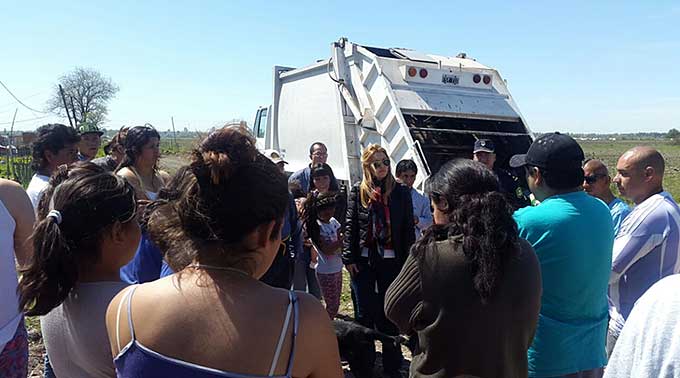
[0,80,49,114]
[0,115,52,126]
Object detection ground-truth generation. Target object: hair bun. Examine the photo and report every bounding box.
[193,127,259,186]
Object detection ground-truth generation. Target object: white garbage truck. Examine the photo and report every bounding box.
[253,38,533,190]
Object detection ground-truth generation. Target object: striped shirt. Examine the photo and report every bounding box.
[609,191,680,336]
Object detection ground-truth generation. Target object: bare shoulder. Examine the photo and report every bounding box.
[0,178,32,215]
[117,167,136,179]
[158,170,171,184]
[0,178,24,196]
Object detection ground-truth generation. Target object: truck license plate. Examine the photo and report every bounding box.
[442,74,460,85]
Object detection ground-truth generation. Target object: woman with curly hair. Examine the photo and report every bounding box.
[385,158,542,378]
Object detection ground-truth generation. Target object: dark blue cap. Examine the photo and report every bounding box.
[510,132,584,170]
[473,139,495,153]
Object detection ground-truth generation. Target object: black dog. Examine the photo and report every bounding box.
[332,318,407,378]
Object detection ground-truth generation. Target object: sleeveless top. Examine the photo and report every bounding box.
[114,286,299,378]
[0,199,22,352]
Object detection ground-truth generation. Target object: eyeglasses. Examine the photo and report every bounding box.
[372,159,391,169]
[312,152,328,157]
[584,174,607,184]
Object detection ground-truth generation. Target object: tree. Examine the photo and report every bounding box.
[666,128,680,140]
[47,67,119,127]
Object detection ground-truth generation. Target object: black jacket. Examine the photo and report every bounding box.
[342,181,415,265]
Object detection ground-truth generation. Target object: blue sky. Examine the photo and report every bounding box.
[0,1,678,133]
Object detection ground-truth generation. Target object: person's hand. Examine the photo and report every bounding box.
[414,216,419,225]
[345,264,359,277]
[303,238,312,248]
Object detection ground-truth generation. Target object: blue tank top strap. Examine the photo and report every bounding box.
[284,290,299,377]
[126,285,140,341]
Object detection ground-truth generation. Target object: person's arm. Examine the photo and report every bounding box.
[402,187,416,249]
[0,180,35,267]
[415,193,433,233]
[343,185,360,274]
[610,231,663,284]
[385,252,423,334]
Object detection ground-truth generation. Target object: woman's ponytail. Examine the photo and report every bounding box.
[19,216,78,316]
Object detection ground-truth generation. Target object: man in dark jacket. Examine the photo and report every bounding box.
[473,138,531,209]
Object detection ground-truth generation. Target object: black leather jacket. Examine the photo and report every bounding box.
[342,181,415,266]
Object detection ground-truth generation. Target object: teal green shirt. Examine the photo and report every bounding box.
[514,191,613,377]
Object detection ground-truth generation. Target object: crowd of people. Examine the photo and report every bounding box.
[1,122,679,378]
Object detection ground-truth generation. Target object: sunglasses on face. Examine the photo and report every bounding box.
[584,174,606,185]
[372,159,391,169]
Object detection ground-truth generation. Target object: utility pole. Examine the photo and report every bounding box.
[58,85,74,128]
[171,116,177,152]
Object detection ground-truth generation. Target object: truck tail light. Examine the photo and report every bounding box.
[473,74,481,83]
[419,68,428,78]
[408,67,417,77]
[483,75,491,84]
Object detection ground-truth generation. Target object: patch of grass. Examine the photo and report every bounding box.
[580,139,680,200]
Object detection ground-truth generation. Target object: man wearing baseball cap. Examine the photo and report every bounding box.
[473,138,530,209]
[510,133,613,378]
[77,121,104,162]
[263,149,288,173]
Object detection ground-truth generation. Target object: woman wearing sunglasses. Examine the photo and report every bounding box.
[343,144,415,377]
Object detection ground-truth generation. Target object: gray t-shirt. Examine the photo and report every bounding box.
[41,281,129,378]
[604,274,680,378]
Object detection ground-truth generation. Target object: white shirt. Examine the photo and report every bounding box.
[26,173,50,211]
[315,218,343,274]
[0,199,21,353]
[604,274,680,378]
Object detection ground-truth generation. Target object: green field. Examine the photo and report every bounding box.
[580,139,680,199]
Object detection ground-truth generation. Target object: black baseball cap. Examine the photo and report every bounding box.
[473,139,495,153]
[509,132,584,170]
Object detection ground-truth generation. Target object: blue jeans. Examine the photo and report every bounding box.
[43,353,56,378]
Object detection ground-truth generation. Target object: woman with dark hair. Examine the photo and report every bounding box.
[293,163,346,298]
[106,126,342,378]
[117,125,172,284]
[26,123,80,210]
[18,162,140,378]
[343,144,415,377]
[308,163,345,224]
[384,158,542,378]
[116,125,170,201]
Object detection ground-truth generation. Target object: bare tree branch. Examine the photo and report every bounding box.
[47,67,119,127]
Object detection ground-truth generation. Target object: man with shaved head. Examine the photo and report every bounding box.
[607,146,680,355]
[583,159,631,234]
